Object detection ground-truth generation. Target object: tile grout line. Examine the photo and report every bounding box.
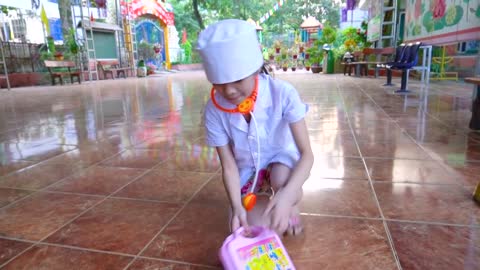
[0,131,166,211]
[0,147,173,269]
[121,168,221,270]
[299,213,480,228]
[348,79,473,184]
[0,235,219,269]
[0,147,128,211]
[336,76,403,270]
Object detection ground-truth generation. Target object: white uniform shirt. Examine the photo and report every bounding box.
[204,73,308,187]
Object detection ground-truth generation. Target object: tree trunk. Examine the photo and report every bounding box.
[192,0,205,29]
[58,0,73,40]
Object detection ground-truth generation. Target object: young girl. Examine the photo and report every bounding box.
[197,19,314,235]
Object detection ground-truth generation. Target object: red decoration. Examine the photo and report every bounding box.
[95,0,107,8]
[124,0,175,25]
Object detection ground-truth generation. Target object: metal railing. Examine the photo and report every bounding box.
[0,41,45,73]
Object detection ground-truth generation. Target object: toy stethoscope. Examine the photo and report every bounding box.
[211,75,265,211]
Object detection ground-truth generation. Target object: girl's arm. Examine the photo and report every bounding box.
[216,144,249,229]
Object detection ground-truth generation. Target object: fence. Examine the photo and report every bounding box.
[0,41,45,74]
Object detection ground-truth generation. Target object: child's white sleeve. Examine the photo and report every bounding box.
[282,86,309,123]
[204,102,230,147]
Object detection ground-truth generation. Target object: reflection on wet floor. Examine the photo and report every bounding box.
[0,71,478,269]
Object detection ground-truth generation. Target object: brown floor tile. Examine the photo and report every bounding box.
[0,238,32,265]
[282,216,397,269]
[0,162,82,190]
[47,144,124,167]
[0,188,32,208]
[310,156,368,180]
[311,140,360,157]
[154,151,220,173]
[374,183,480,225]
[445,160,480,187]
[48,166,146,196]
[141,203,229,267]
[0,160,35,178]
[365,158,459,184]
[115,170,213,202]
[190,174,229,205]
[421,141,480,162]
[0,192,99,240]
[134,136,191,152]
[357,140,431,159]
[45,198,181,254]
[1,143,76,162]
[100,149,170,169]
[389,222,480,270]
[127,258,216,270]
[301,179,380,217]
[2,245,132,270]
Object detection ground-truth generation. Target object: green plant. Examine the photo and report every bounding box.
[181,40,192,64]
[319,25,337,45]
[137,59,145,67]
[306,40,325,66]
[65,29,79,55]
[40,51,53,61]
[46,36,55,53]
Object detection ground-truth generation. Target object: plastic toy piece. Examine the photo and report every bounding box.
[238,97,255,114]
[210,75,258,114]
[219,226,296,270]
[242,193,257,211]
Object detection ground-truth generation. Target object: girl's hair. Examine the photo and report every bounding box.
[260,62,275,78]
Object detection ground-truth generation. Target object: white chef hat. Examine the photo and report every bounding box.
[196,19,263,84]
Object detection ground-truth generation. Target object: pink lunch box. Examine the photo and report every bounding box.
[219,226,296,270]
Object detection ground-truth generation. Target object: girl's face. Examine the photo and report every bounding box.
[213,73,256,105]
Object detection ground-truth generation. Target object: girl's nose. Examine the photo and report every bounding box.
[224,84,236,96]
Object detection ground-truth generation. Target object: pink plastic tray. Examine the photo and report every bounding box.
[219,226,295,270]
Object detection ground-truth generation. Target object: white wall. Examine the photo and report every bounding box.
[340,9,368,30]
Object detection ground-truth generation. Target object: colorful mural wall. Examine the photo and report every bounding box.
[404,0,480,44]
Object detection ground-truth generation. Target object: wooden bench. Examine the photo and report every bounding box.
[342,48,396,77]
[97,60,130,79]
[44,60,81,85]
[465,77,480,130]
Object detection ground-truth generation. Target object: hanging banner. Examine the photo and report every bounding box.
[257,0,288,25]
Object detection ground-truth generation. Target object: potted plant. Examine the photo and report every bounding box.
[305,60,311,71]
[274,40,282,53]
[280,48,288,60]
[299,42,305,53]
[137,60,147,77]
[306,41,324,73]
[54,51,64,61]
[282,62,288,72]
[146,63,156,75]
[291,64,296,72]
[268,48,275,60]
[66,30,77,53]
[153,44,162,54]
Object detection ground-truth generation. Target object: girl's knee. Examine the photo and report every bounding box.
[269,163,291,191]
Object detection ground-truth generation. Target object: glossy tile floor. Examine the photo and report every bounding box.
[0,71,479,269]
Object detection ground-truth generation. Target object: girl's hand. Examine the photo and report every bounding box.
[264,189,295,234]
[231,205,249,232]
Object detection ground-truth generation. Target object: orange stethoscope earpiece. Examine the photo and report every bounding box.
[210,75,260,211]
[210,76,258,115]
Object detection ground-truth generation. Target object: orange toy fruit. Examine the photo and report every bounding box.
[242,193,257,211]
